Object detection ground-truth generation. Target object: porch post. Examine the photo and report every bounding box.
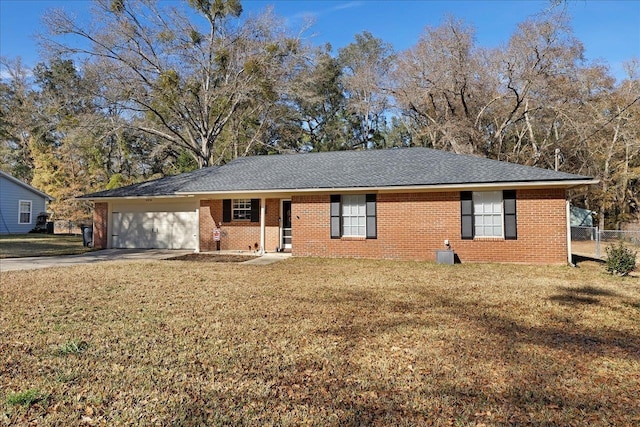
[260,197,266,254]
[194,203,200,253]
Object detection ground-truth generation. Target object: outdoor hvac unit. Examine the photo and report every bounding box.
[435,249,455,265]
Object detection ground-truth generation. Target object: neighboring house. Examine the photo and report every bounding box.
[0,170,54,234]
[81,148,597,264]
[570,206,594,227]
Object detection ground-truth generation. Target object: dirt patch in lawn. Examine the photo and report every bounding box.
[166,253,256,262]
[1,258,638,425]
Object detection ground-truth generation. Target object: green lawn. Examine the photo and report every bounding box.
[0,234,92,258]
[1,258,638,425]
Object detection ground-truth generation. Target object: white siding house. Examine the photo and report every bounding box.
[0,171,53,234]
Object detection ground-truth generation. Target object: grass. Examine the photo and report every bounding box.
[1,257,638,425]
[0,234,92,258]
[5,389,48,408]
[54,339,89,356]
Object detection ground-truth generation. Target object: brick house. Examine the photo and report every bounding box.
[81,148,596,264]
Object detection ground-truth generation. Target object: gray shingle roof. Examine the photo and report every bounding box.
[82,147,593,198]
[80,167,215,198]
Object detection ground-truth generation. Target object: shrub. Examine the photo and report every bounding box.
[6,389,48,407]
[605,241,637,276]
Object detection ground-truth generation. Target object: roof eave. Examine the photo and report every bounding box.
[78,194,196,201]
[174,179,599,197]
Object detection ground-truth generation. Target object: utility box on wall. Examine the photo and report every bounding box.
[435,249,455,265]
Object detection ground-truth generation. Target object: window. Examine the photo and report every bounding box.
[473,191,503,237]
[18,200,32,224]
[342,195,366,237]
[222,199,259,222]
[233,199,252,220]
[461,190,517,240]
[331,194,376,239]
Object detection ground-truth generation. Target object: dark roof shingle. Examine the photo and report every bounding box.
[180,147,591,192]
[80,167,215,198]
[82,148,593,198]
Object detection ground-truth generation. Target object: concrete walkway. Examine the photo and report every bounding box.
[0,249,291,272]
[241,252,291,265]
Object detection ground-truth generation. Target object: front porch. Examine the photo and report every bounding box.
[198,197,292,254]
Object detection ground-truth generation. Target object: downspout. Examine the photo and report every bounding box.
[260,197,266,255]
[566,199,573,266]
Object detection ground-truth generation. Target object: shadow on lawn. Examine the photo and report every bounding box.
[469,311,640,360]
[164,281,640,424]
[549,284,621,306]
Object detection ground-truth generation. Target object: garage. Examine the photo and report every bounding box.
[112,211,196,249]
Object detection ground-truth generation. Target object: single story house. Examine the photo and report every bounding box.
[0,170,54,234]
[81,148,597,264]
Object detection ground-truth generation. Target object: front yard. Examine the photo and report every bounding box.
[0,234,91,259]
[1,258,638,425]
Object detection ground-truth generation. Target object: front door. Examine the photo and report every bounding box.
[281,200,292,250]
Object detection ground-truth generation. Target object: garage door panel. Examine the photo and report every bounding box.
[172,212,196,249]
[112,211,195,249]
[113,212,155,249]
[154,212,173,249]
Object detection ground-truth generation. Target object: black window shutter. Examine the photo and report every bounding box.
[366,194,377,239]
[461,191,474,240]
[330,195,341,239]
[503,190,517,240]
[222,199,231,222]
[250,199,260,222]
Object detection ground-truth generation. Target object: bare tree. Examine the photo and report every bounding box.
[487,13,584,166]
[338,31,394,149]
[42,0,306,167]
[392,17,487,154]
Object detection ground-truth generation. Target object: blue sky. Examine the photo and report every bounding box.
[1,0,638,80]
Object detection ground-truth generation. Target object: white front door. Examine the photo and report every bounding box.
[281,200,292,250]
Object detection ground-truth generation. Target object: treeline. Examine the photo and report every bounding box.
[0,0,638,228]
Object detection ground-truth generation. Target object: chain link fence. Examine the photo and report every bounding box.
[571,226,640,259]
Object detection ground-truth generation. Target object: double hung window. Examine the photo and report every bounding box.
[18,200,32,224]
[222,199,260,223]
[330,194,376,239]
[461,190,517,240]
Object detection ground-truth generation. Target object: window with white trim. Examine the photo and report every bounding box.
[472,191,503,237]
[18,200,32,224]
[341,194,366,237]
[232,199,252,220]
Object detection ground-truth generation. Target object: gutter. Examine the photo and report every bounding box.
[78,194,196,202]
[79,179,599,201]
[175,179,600,197]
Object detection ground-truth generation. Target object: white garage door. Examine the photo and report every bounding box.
[112,211,196,249]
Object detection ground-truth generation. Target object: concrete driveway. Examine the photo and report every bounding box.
[0,249,192,273]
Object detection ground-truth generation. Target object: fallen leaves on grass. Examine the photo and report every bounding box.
[0,258,638,425]
[165,253,255,262]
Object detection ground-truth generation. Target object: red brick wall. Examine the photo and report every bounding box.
[290,189,568,264]
[199,199,280,252]
[92,202,108,249]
